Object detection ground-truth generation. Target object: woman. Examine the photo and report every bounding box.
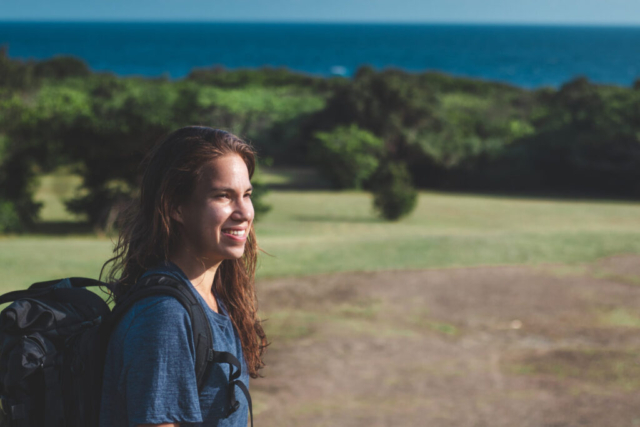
[98,126,268,427]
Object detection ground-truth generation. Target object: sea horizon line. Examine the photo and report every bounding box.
[1,20,640,28]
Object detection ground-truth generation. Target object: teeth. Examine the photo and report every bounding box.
[224,229,245,236]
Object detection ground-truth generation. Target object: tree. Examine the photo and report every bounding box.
[370,160,418,221]
[250,179,271,221]
[311,124,384,189]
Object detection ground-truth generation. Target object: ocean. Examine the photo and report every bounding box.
[1,21,640,88]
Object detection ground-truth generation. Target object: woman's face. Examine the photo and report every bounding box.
[172,153,254,264]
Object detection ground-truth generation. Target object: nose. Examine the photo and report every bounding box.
[231,195,254,223]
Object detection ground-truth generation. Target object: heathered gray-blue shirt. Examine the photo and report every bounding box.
[99,261,250,427]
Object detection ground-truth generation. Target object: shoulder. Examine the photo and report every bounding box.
[114,294,193,344]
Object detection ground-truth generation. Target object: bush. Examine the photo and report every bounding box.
[33,56,90,80]
[311,124,384,189]
[250,179,271,221]
[0,46,34,90]
[0,199,24,233]
[370,161,418,221]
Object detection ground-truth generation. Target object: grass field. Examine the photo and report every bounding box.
[3,172,640,426]
[1,171,640,291]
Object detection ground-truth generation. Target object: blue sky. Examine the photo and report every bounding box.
[1,0,639,25]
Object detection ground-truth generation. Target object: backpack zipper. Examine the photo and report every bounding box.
[24,335,47,366]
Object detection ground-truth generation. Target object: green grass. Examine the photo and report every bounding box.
[253,190,640,277]
[0,236,115,290]
[2,172,640,291]
[32,172,87,222]
[595,308,640,328]
[256,167,330,189]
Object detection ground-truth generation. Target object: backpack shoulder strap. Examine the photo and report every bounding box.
[105,273,214,393]
[0,277,110,306]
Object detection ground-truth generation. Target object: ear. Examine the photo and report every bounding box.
[170,205,184,225]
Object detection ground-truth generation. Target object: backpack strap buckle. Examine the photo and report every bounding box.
[208,349,253,426]
[225,397,241,417]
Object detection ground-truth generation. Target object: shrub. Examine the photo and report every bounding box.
[33,56,90,80]
[311,124,384,189]
[250,179,271,221]
[370,161,418,221]
[0,199,24,233]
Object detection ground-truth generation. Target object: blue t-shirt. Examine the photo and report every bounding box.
[99,261,250,427]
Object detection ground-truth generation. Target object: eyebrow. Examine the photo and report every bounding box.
[209,186,253,193]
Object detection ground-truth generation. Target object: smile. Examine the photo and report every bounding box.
[221,229,247,241]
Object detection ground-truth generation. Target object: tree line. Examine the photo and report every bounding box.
[1,48,639,231]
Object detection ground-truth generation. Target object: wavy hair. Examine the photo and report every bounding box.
[100,126,268,378]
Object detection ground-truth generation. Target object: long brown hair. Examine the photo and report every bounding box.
[100,126,268,378]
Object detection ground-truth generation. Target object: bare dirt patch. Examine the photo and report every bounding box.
[252,254,640,427]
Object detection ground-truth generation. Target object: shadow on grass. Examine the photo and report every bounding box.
[439,187,640,204]
[30,221,96,235]
[292,215,382,223]
[265,182,333,190]
[259,167,333,190]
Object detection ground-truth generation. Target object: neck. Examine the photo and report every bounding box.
[169,250,223,296]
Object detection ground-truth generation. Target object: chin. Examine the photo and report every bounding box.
[201,248,245,262]
[223,249,246,260]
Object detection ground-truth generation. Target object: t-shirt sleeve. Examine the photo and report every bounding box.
[119,296,203,425]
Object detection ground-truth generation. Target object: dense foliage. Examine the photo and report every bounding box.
[311,124,384,189]
[1,49,640,230]
[370,160,418,221]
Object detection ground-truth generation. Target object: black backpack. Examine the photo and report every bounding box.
[0,273,253,427]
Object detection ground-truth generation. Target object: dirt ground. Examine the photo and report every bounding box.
[251,254,640,427]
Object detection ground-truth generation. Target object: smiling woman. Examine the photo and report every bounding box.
[172,155,254,273]
[98,126,268,427]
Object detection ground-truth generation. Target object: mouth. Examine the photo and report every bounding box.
[221,228,247,241]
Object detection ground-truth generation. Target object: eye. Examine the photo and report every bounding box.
[215,193,230,199]
[244,193,253,199]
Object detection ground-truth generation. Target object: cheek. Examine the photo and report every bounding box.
[205,205,232,230]
[248,201,255,222]
[186,205,228,235]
